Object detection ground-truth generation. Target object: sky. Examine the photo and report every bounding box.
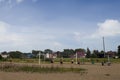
[0,0,120,52]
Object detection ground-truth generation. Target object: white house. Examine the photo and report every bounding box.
[0,54,9,58]
[45,53,57,59]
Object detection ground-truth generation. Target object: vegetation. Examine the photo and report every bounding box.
[8,51,23,58]
[118,45,120,58]
[86,48,91,58]
[0,45,120,62]
[0,55,3,61]
[3,57,120,64]
[0,63,86,73]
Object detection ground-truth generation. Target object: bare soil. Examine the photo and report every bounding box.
[0,63,120,80]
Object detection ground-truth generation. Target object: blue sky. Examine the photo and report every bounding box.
[0,0,120,52]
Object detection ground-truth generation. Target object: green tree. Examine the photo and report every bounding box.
[56,51,62,58]
[118,45,120,58]
[62,49,75,58]
[0,55,3,60]
[86,48,91,58]
[32,50,40,58]
[32,50,43,58]
[91,50,98,58]
[44,49,53,54]
[75,48,86,53]
[99,51,104,58]
[8,51,23,58]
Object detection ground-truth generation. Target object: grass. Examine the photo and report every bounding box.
[3,58,120,64]
[0,63,86,73]
[53,58,120,63]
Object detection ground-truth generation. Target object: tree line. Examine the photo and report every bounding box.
[0,45,120,59]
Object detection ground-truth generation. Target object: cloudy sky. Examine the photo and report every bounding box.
[0,0,120,52]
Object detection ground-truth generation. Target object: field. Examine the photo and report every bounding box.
[0,62,120,80]
[5,58,120,63]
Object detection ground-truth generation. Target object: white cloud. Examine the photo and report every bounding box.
[53,42,62,47]
[73,32,88,42]
[0,21,9,33]
[0,0,24,8]
[0,21,64,51]
[0,0,38,8]
[16,0,24,4]
[0,21,23,44]
[1,19,119,52]
[92,19,120,38]
[73,32,82,41]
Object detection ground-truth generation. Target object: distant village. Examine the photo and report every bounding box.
[0,46,120,60]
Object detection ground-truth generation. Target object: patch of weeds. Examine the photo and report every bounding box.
[0,63,87,74]
[105,74,110,76]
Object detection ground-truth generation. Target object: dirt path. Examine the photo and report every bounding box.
[0,63,120,80]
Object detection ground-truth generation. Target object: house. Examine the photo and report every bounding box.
[106,51,117,58]
[45,53,57,59]
[77,52,86,58]
[0,53,9,58]
[70,51,86,58]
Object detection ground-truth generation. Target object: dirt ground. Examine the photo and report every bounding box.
[0,63,120,80]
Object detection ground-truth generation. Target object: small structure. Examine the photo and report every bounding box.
[76,51,86,64]
[0,53,9,59]
[106,51,116,58]
[23,53,34,58]
[45,53,57,59]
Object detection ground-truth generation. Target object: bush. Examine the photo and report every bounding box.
[0,55,3,61]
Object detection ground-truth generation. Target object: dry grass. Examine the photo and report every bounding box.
[0,62,120,80]
[0,62,85,73]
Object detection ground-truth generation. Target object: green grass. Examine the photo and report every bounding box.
[4,58,120,64]
[86,58,120,63]
[0,63,86,73]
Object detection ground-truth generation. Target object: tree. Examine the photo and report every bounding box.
[32,50,40,58]
[75,48,86,53]
[1,51,8,55]
[44,49,53,54]
[0,55,3,60]
[118,45,120,58]
[86,48,91,58]
[56,51,62,58]
[8,51,23,58]
[62,49,75,58]
[91,50,98,58]
[99,51,104,58]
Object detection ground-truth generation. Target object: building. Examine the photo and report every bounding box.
[45,53,57,59]
[0,53,9,58]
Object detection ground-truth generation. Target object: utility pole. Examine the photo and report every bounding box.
[103,37,110,62]
[39,51,41,65]
[103,37,106,58]
[76,52,78,64]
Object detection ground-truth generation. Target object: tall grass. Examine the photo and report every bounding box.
[0,63,86,73]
